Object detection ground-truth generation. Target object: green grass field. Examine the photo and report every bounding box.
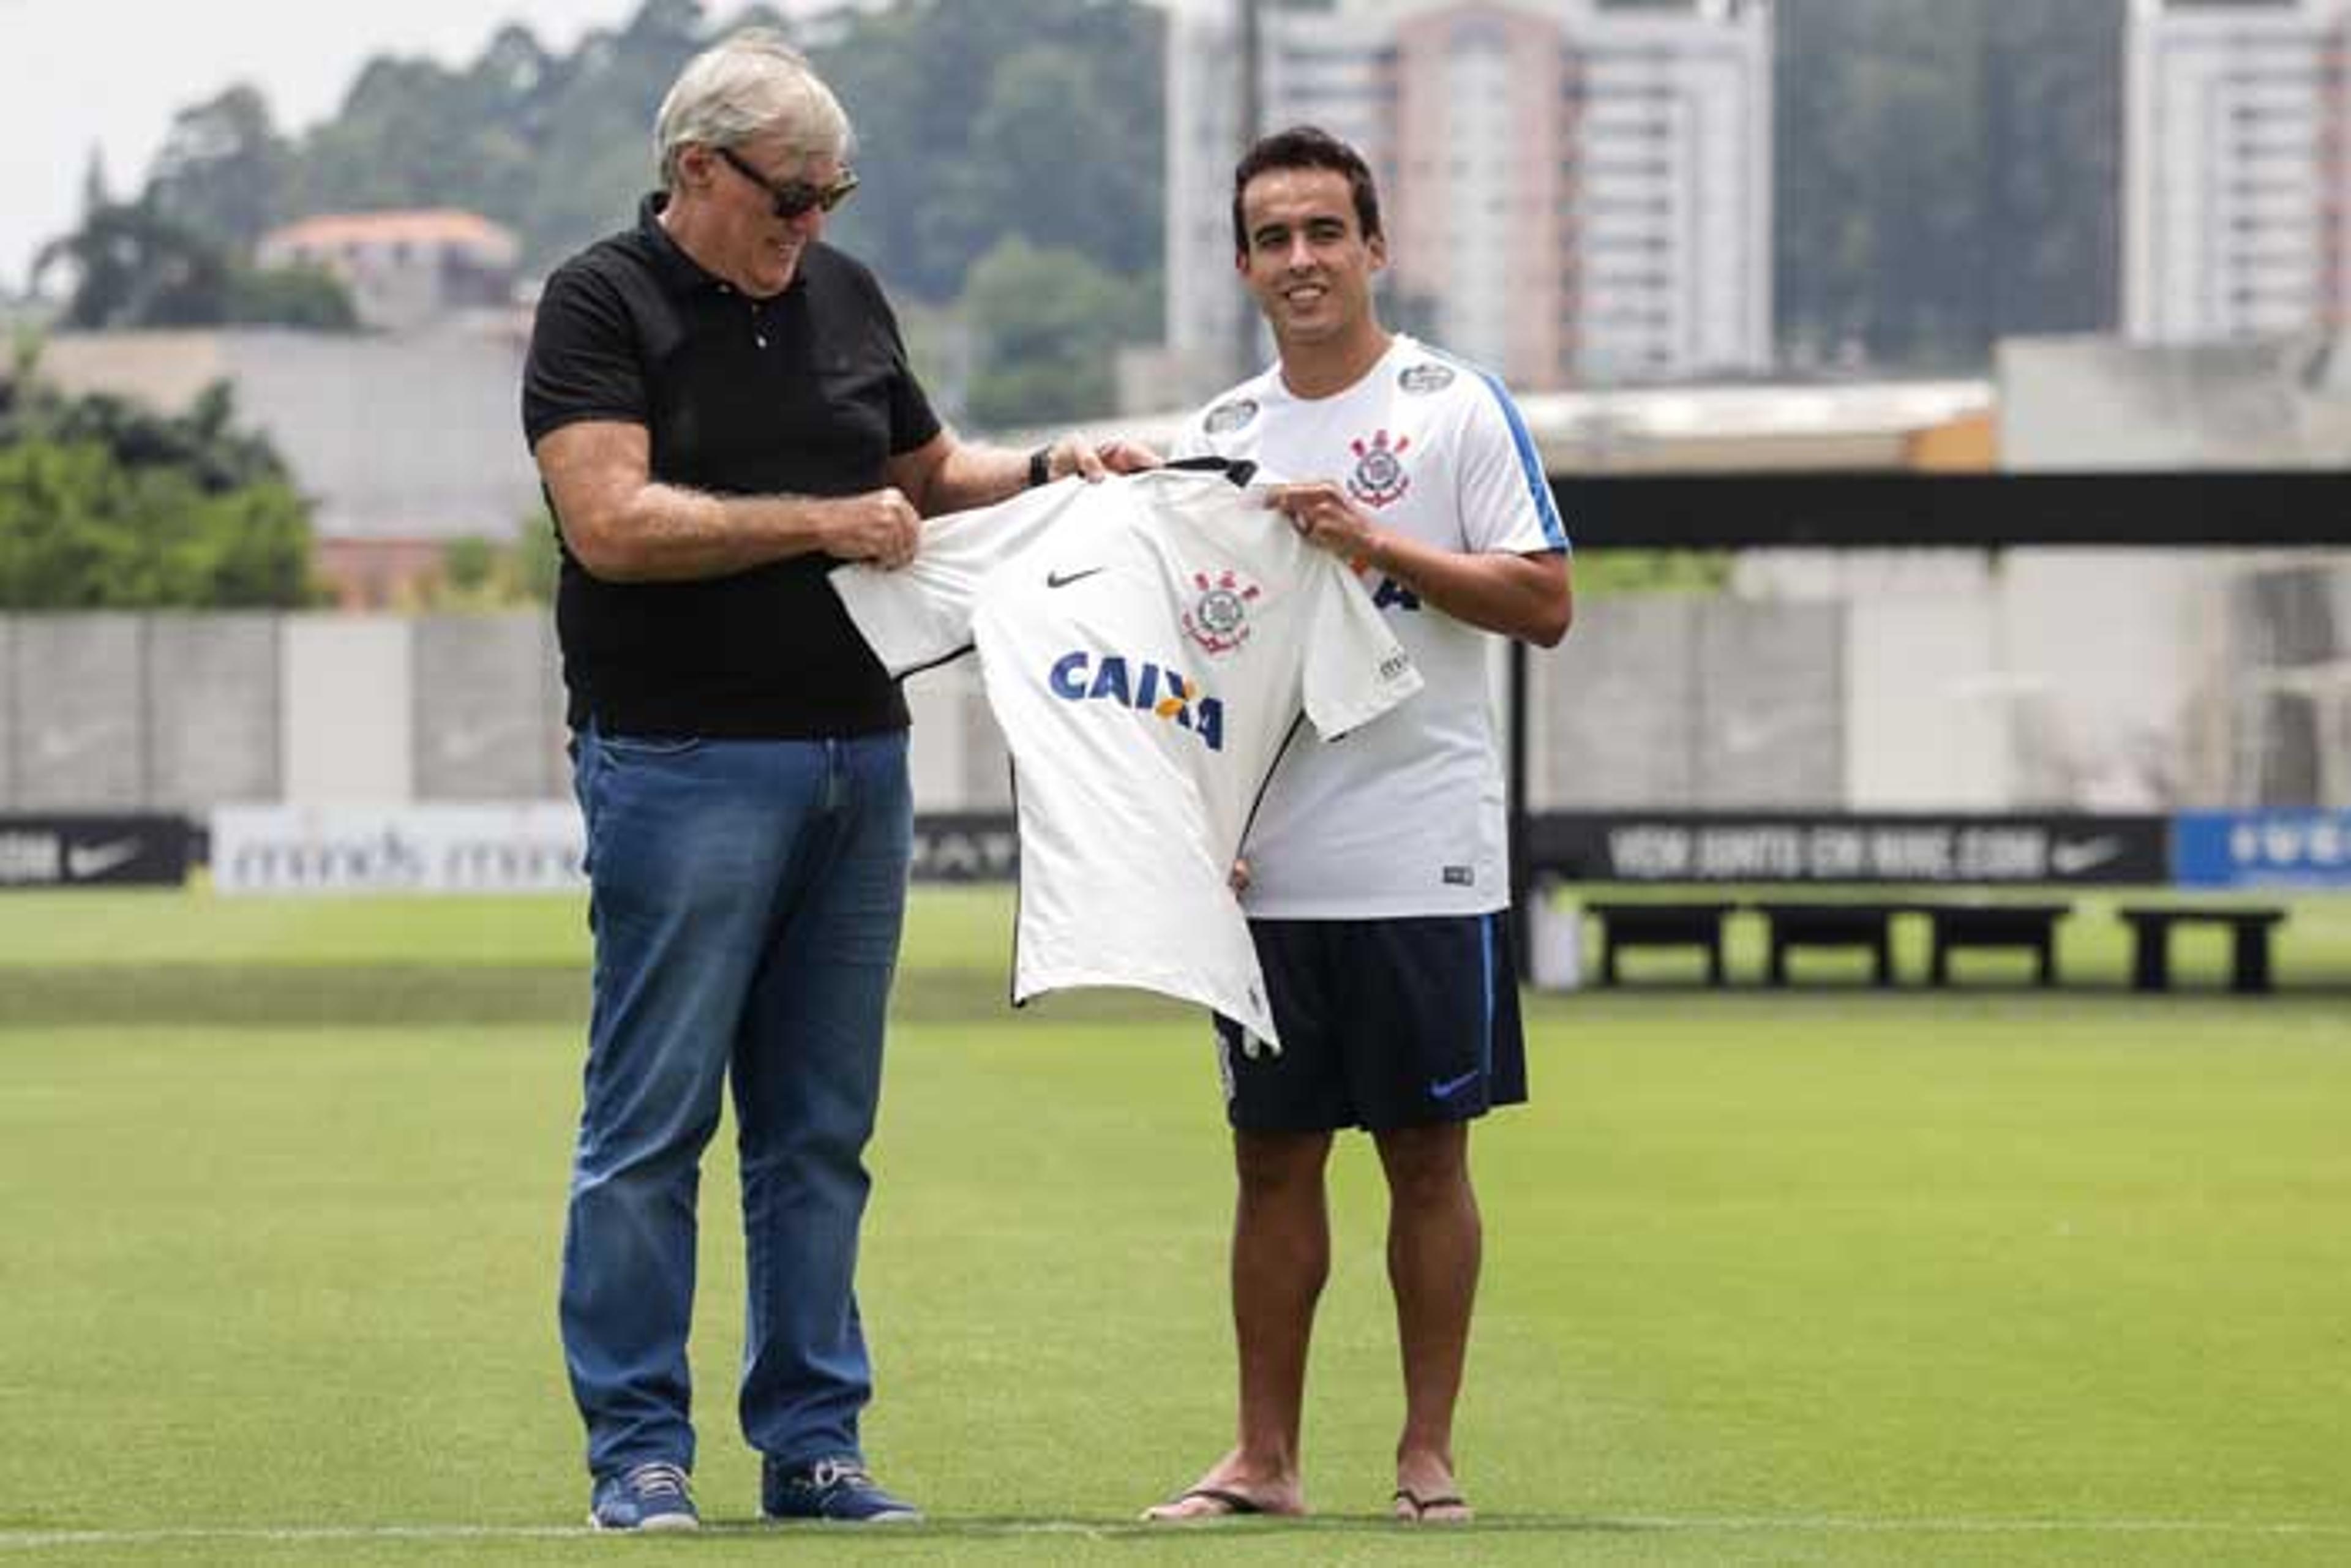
[3,887,2349,1565]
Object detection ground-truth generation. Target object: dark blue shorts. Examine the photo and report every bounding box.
[1213,912,1528,1133]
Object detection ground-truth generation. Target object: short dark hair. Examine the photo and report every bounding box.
[1230,124,1383,257]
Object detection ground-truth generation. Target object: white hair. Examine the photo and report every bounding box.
[654,29,854,189]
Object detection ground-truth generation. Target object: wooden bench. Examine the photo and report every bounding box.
[1922,901,2071,986]
[1584,901,1736,986]
[1752,901,1903,986]
[2117,905,2289,994]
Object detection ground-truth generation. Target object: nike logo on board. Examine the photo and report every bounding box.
[2048,836,2121,876]
[66,838,145,880]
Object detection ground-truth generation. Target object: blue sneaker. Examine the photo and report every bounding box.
[761,1457,923,1523]
[590,1461,700,1532]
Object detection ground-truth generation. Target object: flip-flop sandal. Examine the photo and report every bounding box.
[1143,1486,1267,1521]
[1393,1487,1472,1523]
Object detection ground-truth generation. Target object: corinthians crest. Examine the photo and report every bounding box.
[1346,429,1411,508]
[1183,568,1262,655]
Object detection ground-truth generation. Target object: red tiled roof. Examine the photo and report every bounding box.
[261,209,519,257]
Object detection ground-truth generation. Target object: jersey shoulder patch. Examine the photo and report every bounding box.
[1203,397,1260,435]
[1397,361,1457,395]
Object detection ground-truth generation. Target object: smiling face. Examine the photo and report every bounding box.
[668,132,846,298]
[1235,165,1389,387]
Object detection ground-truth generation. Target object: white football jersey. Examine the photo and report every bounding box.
[1174,336,1571,918]
[830,464,1423,1045]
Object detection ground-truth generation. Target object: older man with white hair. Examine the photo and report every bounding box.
[523,29,1155,1532]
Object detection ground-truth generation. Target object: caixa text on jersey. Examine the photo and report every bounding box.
[1048,650,1226,752]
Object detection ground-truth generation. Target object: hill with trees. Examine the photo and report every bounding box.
[36,0,2131,383]
[37,0,1165,421]
[0,347,316,607]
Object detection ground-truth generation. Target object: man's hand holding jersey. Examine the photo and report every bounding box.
[1265,480,1381,569]
[819,487,923,571]
[1263,478,1572,648]
[1040,435,1163,484]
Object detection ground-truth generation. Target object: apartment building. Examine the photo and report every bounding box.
[2126,0,2351,342]
[1164,0,1772,399]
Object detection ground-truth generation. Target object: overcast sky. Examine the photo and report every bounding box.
[4,0,1175,293]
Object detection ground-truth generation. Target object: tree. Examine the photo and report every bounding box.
[957,45,1160,274]
[291,56,501,217]
[1978,0,2124,340]
[35,200,233,329]
[20,380,285,493]
[146,85,293,250]
[0,441,315,609]
[25,0,1166,422]
[423,520,560,610]
[33,198,356,332]
[962,236,1150,426]
[34,0,1168,313]
[40,85,350,331]
[225,263,360,331]
[817,0,1166,303]
[0,358,317,608]
[511,3,733,264]
[78,148,111,222]
[1775,0,2123,372]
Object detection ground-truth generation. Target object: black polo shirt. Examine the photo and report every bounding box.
[522,194,942,737]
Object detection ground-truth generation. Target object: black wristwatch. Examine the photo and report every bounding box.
[1027,446,1053,489]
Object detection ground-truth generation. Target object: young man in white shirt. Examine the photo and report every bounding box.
[1145,125,1572,1526]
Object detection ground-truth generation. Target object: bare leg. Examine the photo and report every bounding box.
[1142,1128,1331,1520]
[1374,1121,1479,1523]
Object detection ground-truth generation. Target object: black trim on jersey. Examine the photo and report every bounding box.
[890,641,980,683]
[998,696,1319,1015]
[1237,710,1313,868]
[1167,455,1258,487]
[1006,754,1028,1011]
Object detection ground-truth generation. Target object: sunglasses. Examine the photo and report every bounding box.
[715,146,860,219]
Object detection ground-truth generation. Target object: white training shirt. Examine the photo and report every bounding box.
[830,463,1423,1045]
[1173,335,1571,918]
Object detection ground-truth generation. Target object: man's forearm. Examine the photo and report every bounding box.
[563,482,840,582]
[893,431,1161,517]
[1268,479,1573,647]
[1360,533,1573,648]
[911,442,1035,517]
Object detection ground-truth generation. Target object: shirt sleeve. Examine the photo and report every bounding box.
[1452,371,1572,557]
[828,480,1089,675]
[1299,549,1424,739]
[520,261,648,449]
[863,273,943,457]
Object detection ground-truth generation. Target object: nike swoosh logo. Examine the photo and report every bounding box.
[2049,836,2121,876]
[1427,1069,1482,1101]
[1046,566,1106,589]
[66,838,146,880]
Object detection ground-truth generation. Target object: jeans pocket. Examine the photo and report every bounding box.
[597,731,706,762]
[581,732,703,865]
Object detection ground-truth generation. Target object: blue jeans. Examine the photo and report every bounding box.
[560,725,911,1481]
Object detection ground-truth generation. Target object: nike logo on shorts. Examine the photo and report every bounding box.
[1046,566,1105,588]
[1427,1069,1482,1101]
